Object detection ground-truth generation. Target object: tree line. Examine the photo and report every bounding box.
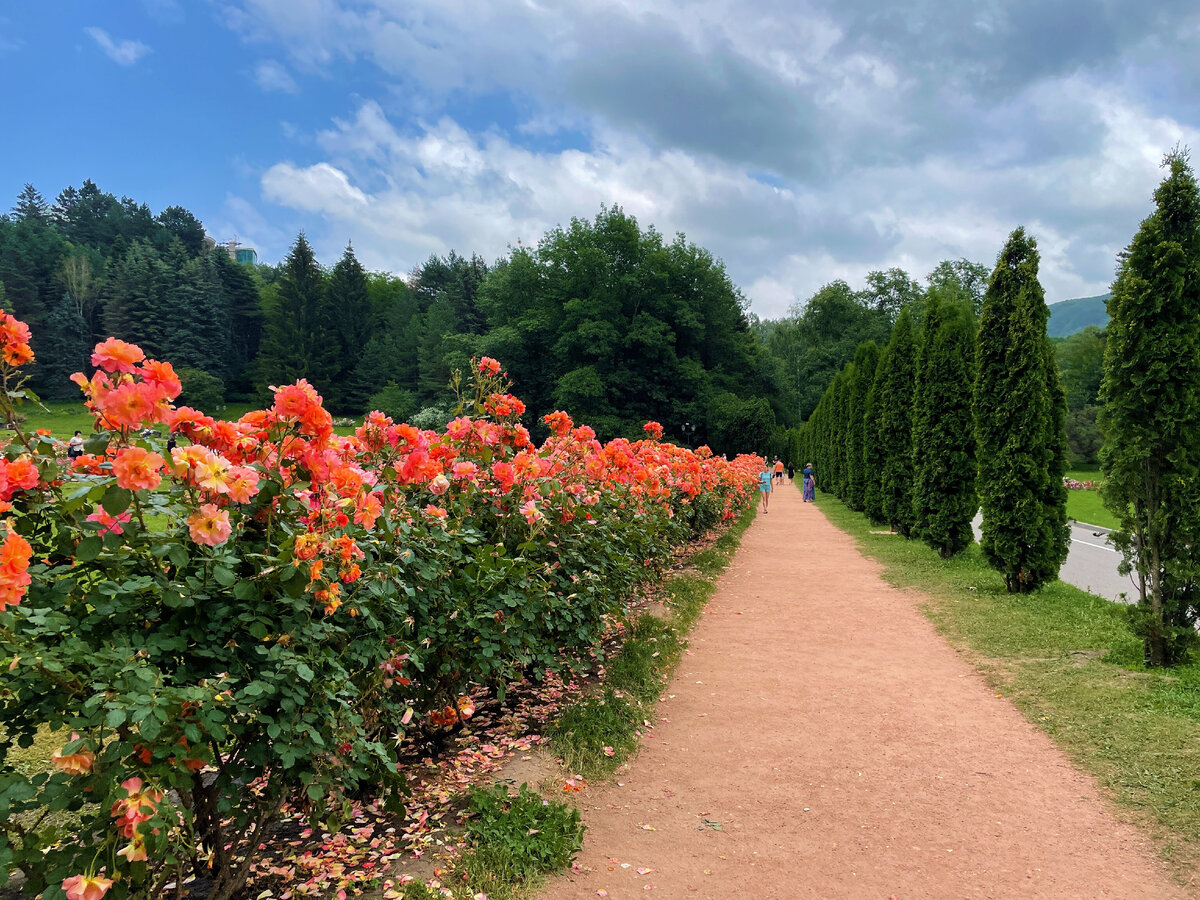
[0,183,785,454]
[796,228,1069,593]
[796,149,1200,669]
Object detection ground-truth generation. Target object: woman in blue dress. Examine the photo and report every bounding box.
[802,463,816,502]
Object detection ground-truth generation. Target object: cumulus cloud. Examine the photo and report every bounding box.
[84,26,150,66]
[225,0,1200,315]
[254,59,297,93]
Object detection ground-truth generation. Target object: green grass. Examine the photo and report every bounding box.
[7,400,358,441]
[816,493,1200,879]
[547,504,756,781]
[1065,468,1120,530]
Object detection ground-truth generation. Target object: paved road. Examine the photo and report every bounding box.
[973,515,1134,603]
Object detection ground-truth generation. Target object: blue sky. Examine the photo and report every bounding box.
[2,1,1199,318]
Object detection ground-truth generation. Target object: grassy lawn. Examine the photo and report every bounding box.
[1065,468,1120,530]
[816,493,1200,880]
[6,400,359,441]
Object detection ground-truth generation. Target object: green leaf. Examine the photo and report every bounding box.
[212,566,237,587]
[100,487,133,516]
[295,662,314,682]
[75,536,102,562]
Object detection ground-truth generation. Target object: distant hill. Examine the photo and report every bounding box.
[1047,294,1110,338]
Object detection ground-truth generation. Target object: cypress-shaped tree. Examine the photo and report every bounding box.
[1100,150,1200,666]
[257,234,339,395]
[845,341,880,511]
[862,340,892,522]
[912,288,977,556]
[877,306,920,536]
[974,228,1070,593]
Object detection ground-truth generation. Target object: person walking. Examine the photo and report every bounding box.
[773,458,785,483]
[787,463,795,482]
[66,430,84,461]
[802,463,816,502]
[760,461,774,513]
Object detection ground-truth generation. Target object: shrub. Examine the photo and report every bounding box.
[176,367,225,413]
[367,381,416,422]
[0,328,759,900]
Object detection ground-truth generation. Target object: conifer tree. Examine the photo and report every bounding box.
[877,306,920,536]
[257,234,339,395]
[328,244,373,408]
[862,350,887,523]
[845,341,880,510]
[913,288,977,556]
[1100,150,1200,666]
[974,228,1069,592]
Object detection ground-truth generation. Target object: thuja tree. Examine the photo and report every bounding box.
[861,348,887,523]
[844,341,880,511]
[974,228,1070,592]
[877,307,920,536]
[913,288,977,556]
[1100,150,1200,666]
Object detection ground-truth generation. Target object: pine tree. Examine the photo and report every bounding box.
[209,249,264,398]
[104,242,166,356]
[877,306,920,536]
[974,228,1069,592]
[844,341,880,510]
[327,245,373,410]
[38,294,91,400]
[11,185,49,223]
[257,234,339,395]
[1100,150,1200,666]
[913,288,977,556]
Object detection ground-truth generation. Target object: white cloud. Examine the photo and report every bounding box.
[84,26,150,66]
[226,1,1200,314]
[254,59,297,93]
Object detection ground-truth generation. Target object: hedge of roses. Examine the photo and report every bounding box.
[0,311,759,900]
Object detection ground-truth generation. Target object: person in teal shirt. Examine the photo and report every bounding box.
[759,462,773,513]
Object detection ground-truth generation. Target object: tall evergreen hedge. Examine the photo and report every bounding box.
[877,307,920,536]
[845,341,880,510]
[862,348,887,523]
[974,228,1069,593]
[1100,151,1200,666]
[913,288,977,557]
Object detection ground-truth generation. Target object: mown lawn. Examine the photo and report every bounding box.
[6,400,359,442]
[1065,468,1119,530]
[817,492,1200,881]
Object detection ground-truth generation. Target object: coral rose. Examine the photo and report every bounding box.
[50,734,95,775]
[112,447,164,491]
[62,874,113,900]
[187,503,232,547]
[91,337,145,374]
[0,527,32,610]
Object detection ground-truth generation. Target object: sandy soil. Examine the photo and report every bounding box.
[539,482,1189,899]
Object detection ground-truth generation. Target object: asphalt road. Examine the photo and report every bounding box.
[972,514,1134,603]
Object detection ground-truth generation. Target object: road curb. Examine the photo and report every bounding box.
[1070,519,1112,536]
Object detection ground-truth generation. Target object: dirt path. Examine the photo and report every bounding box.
[540,483,1189,899]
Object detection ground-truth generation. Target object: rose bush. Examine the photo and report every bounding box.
[0,324,759,898]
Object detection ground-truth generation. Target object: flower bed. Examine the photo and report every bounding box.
[0,312,759,900]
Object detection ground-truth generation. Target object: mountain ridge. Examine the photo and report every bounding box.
[1048,294,1109,338]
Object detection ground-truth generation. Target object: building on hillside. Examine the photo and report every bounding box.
[221,240,258,266]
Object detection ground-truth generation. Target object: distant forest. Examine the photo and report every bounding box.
[0,182,791,455]
[0,180,1103,460]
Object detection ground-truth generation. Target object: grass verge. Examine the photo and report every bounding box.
[815,492,1200,880]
